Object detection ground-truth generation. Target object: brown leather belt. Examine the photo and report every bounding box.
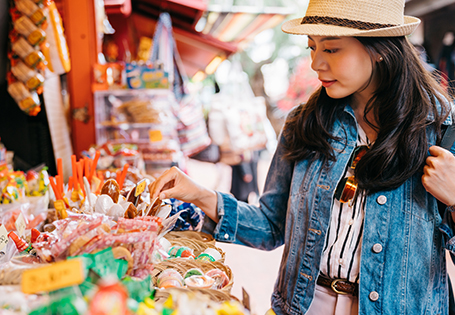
[316,274,358,296]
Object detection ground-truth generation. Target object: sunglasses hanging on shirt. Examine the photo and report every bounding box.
[334,145,369,204]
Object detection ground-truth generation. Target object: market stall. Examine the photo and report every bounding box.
[0,0,292,313]
[0,150,250,314]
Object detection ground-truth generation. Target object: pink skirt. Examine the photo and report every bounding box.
[305,284,359,315]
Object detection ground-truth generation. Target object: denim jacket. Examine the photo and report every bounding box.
[203,103,455,315]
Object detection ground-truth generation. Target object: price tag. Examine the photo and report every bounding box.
[0,225,8,251]
[149,130,163,142]
[15,213,26,238]
[21,259,84,294]
[135,179,147,197]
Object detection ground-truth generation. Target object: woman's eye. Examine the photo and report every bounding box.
[324,49,338,53]
[306,46,315,51]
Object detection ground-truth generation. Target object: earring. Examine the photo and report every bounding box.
[378,56,383,61]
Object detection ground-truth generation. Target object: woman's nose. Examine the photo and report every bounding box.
[311,51,326,72]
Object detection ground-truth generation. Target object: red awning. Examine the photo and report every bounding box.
[107,0,290,77]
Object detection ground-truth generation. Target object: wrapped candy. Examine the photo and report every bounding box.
[10,61,45,92]
[168,245,195,259]
[6,81,41,116]
[14,0,47,26]
[13,15,46,46]
[157,269,184,289]
[185,274,215,289]
[10,36,46,69]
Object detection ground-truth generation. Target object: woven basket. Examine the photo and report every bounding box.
[165,236,225,263]
[165,231,215,243]
[151,258,233,295]
[154,287,237,304]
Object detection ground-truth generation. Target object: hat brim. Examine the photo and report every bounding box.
[282,16,420,37]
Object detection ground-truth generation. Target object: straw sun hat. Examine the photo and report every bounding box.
[282,0,420,37]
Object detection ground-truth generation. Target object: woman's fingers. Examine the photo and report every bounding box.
[422,146,455,205]
[149,167,179,199]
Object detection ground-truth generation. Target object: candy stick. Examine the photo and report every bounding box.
[89,151,101,182]
[77,161,85,196]
[55,175,63,198]
[57,158,63,192]
[49,176,62,200]
[71,155,79,190]
[118,163,129,190]
[68,176,73,191]
[84,157,90,179]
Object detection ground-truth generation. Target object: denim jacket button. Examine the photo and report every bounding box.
[369,291,379,301]
[377,195,387,205]
[224,233,229,239]
[372,243,383,253]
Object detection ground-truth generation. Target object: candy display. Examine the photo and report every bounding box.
[0,162,49,205]
[0,150,249,315]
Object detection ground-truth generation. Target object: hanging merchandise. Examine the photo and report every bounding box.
[6,0,71,116]
[209,61,272,165]
[150,13,211,157]
[42,0,71,74]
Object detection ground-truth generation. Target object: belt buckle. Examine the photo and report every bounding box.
[330,278,348,295]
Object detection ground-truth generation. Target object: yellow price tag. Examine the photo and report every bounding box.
[135,179,147,197]
[149,130,163,142]
[21,259,84,294]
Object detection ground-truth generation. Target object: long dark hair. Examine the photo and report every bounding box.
[282,36,452,193]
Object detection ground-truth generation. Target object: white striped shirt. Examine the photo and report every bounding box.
[319,126,369,283]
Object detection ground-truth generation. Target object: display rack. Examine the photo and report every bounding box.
[94,89,183,176]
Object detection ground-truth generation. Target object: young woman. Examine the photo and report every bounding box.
[149,0,455,314]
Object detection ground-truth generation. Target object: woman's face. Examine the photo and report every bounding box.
[308,36,377,101]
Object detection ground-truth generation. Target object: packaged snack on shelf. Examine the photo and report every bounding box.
[125,62,169,89]
[93,63,108,90]
[94,89,183,176]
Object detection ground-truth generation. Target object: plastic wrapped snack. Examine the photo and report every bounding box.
[11,36,46,69]
[13,15,46,46]
[11,61,45,91]
[14,0,47,26]
[6,81,41,115]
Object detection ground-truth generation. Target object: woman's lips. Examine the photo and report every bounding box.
[320,80,336,88]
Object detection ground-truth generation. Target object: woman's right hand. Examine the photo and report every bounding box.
[148,167,219,222]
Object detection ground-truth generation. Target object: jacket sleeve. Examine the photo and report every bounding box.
[202,130,295,251]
